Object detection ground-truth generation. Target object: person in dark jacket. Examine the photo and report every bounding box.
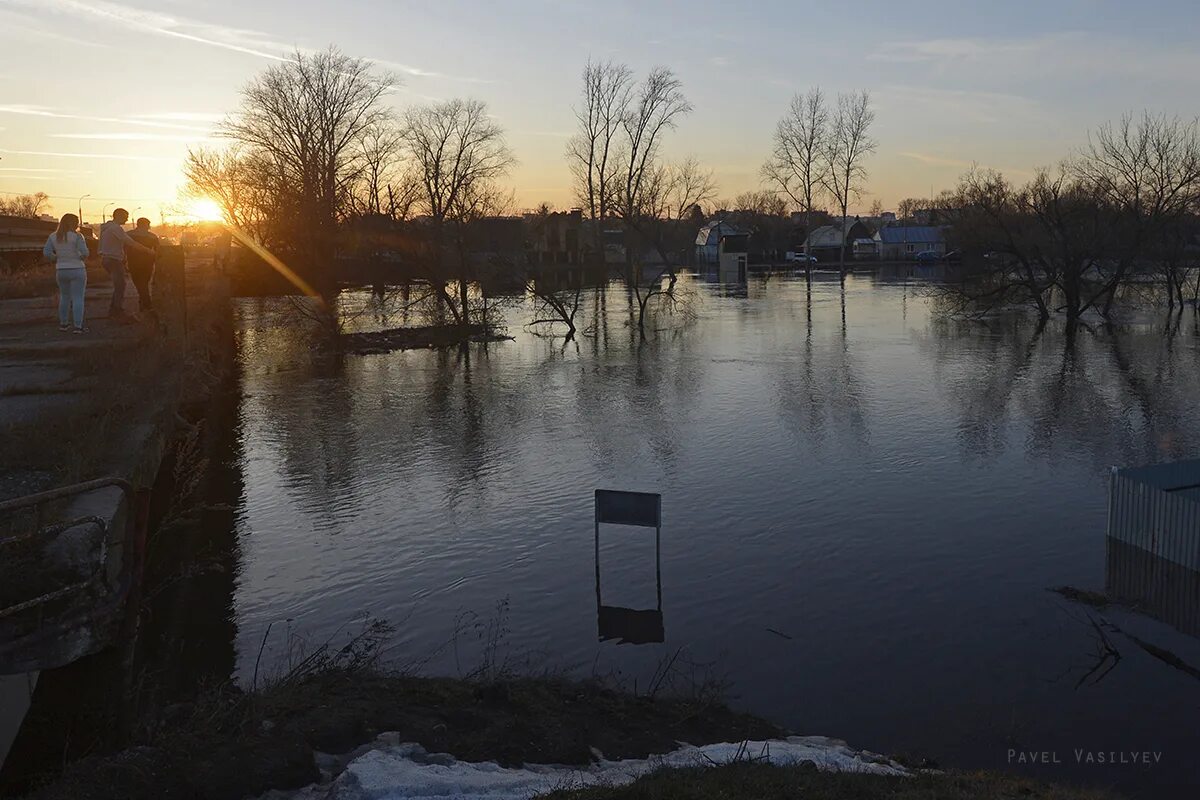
[126,217,159,313]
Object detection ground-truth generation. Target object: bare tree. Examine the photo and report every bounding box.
[565,62,711,338]
[664,156,718,221]
[526,277,586,340]
[566,59,633,252]
[762,88,829,254]
[401,98,515,327]
[1071,112,1200,315]
[616,67,693,224]
[821,91,876,274]
[732,189,788,217]
[608,67,700,339]
[0,192,50,218]
[897,197,928,220]
[937,168,1056,320]
[184,146,287,245]
[185,47,395,275]
[352,119,416,219]
[940,113,1200,324]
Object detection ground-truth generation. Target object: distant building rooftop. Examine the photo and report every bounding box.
[875,226,944,244]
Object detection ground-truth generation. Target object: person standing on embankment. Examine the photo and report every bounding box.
[42,213,91,334]
[98,208,153,323]
[126,217,159,314]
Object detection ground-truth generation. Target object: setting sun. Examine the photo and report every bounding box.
[187,197,225,222]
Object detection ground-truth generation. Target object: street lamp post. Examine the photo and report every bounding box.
[78,194,90,224]
[102,202,114,221]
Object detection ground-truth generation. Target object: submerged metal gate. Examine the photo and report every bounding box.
[1107,459,1200,571]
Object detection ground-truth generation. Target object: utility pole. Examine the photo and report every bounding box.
[78,194,90,224]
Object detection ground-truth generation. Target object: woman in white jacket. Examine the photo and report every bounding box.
[42,213,91,333]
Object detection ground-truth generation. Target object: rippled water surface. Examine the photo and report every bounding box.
[226,273,1200,797]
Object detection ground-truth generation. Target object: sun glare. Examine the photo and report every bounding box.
[187,197,225,222]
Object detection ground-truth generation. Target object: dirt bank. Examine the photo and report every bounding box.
[20,669,780,800]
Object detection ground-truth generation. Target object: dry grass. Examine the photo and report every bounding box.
[0,259,55,300]
[540,762,1124,800]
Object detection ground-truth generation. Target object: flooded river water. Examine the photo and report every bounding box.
[225,272,1200,797]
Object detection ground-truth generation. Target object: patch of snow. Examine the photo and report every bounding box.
[259,735,909,800]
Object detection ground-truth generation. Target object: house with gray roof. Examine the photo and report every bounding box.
[873,225,946,260]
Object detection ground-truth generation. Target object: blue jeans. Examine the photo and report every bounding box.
[102,256,127,315]
[56,267,87,328]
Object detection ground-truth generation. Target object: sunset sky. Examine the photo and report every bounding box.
[2,0,1199,221]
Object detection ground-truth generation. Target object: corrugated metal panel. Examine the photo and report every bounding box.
[1106,536,1200,637]
[1108,461,1200,571]
[1117,458,1200,491]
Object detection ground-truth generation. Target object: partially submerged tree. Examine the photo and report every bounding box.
[565,61,708,339]
[762,88,829,253]
[401,98,515,328]
[821,91,876,274]
[1071,112,1200,315]
[940,113,1200,323]
[566,60,633,254]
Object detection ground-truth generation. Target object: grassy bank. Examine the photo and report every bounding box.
[543,762,1122,800]
[20,666,780,800]
[18,649,1124,800]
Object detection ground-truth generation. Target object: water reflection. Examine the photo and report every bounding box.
[917,316,1200,469]
[1106,538,1200,639]
[228,275,1200,797]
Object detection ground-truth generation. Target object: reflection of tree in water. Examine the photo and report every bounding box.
[771,281,871,455]
[237,307,366,523]
[920,315,1200,469]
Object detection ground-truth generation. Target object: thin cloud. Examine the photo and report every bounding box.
[0,167,93,174]
[870,36,1048,64]
[871,31,1200,85]
[131,112,226,123]
[877,85,1044,126]
[371,57,495,84]
[0,7,109,49]
[898,151,1034,179]
[0,148,173,162]
[0,104,212,132]
[52,132,216,142]
[0,175,71,182]
[23,0,487,83]
[899,152,974,169]
[18,0,293,61]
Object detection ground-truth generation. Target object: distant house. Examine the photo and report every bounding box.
[463,216,525,266]
[874,226,946,260]
[852,238,879,259]
[523,208,583,266]
[695,220,747,265]
[803,218,871,260]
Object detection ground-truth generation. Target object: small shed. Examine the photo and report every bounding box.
[1107,459,1200,571]
[695,220,746,265]
[803,218,871,260]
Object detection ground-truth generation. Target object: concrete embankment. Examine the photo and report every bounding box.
[0,248,234,769]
